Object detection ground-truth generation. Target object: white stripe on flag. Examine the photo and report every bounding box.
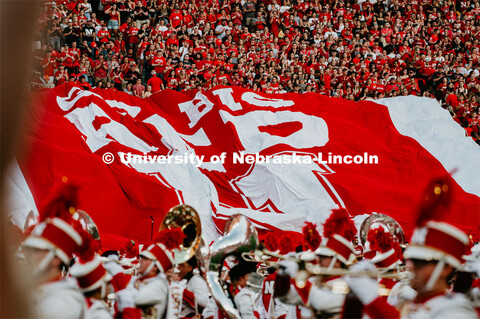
[378,96,480,196]
[5,159,39,228]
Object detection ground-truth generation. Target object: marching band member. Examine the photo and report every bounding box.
[362,226,416,308]
[71,233,142,319]
[21,183,86,319]
[177,256,209,318]
[230,261,260,319]
[275,209,357,319]
[464,244,480,315]
[202,256,237,319]
[70,252,113,319]
[127,228,183,319]
[259,232,289,319]
[346,177,477,318]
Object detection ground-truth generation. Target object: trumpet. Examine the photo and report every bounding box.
[302,263,409,280]
[100,256,138,275]
[299,278,402,296]
[295,264,411,288]
[242,249,410,288]
[100,256,137,267]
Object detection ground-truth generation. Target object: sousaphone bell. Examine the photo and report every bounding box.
[160,204,202,264]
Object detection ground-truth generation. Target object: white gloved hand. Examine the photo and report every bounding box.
[398,283,416,301]
[344,260,379,305]
[464,261,480,278]
[116,287,137,311]
[104,260,124,276]
[387,282,417,308]
[107,254,120,261]
[278,259,299,278]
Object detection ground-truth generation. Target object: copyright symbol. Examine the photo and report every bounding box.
[102,152,114,164]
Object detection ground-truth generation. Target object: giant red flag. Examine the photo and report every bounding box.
[16,84,480,244]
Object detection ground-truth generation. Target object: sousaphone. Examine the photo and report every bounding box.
[160,204,202,264]
[359,213,406,248]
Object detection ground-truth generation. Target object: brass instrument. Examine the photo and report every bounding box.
[195,237,209,277]
[244,248,409,287]
[294,264,411,288]
[72,210,100,240]
[206,214,259,319]
[99,256,137,268]
[302,278,403,296]
[244,213,409,291]
[160,205,202,264]
[359,213,406,248]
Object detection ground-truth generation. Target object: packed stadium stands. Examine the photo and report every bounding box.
[31,0,479,143]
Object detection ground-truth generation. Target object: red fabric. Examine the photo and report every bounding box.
[111,273,131,291]
[41,222,79,259]
[148,244,173,271]
[326,236,353,262]
[261,272,276,314]
[424,226,469,261]
[379,278,397,290]
[20,84,480,246]
[100,233,133,252]
[374,250,399,268]
[182,289,196,308]
[147,76,163,93]
[76,263,106,289]
[120,307,141,318]
[364,297,400,319]
[292,278,312,305]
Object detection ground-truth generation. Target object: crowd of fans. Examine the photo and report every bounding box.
[31,0,480,143]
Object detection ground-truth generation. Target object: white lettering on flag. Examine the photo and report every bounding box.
[219,110,329,153]
[64,103,158,153]
[178,92,214,128]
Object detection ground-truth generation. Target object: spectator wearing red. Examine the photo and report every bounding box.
[147,70,163,93]
[94,53,109,86]
[97,25,111,43]
[55,64,69,85]
[41,50,56,77]
[170,6,183,29]
[126,22,140,50]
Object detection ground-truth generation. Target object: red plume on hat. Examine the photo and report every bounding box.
[405,173,471,270]
[277,231,304,254]
[367,227,403,265]
[367,227,393,254]
[39,180,79,223]
[141,228,184,273]
[264,232,279,252]
[323,208,357,241]
[316,209,357,265]
[70,230,109,293]
[154,228,184,250]
[415,175,452,227]
[279,234,293,255]
[22,179,84,264]
[392,241,403,261]
[303,222,321,251]
[76,229,101,263]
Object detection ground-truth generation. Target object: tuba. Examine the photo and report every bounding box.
[72,210,100,240]
[206,214,259,319]
[359,213,406,248]
[160,204,202,264]
[195,237,209,277]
